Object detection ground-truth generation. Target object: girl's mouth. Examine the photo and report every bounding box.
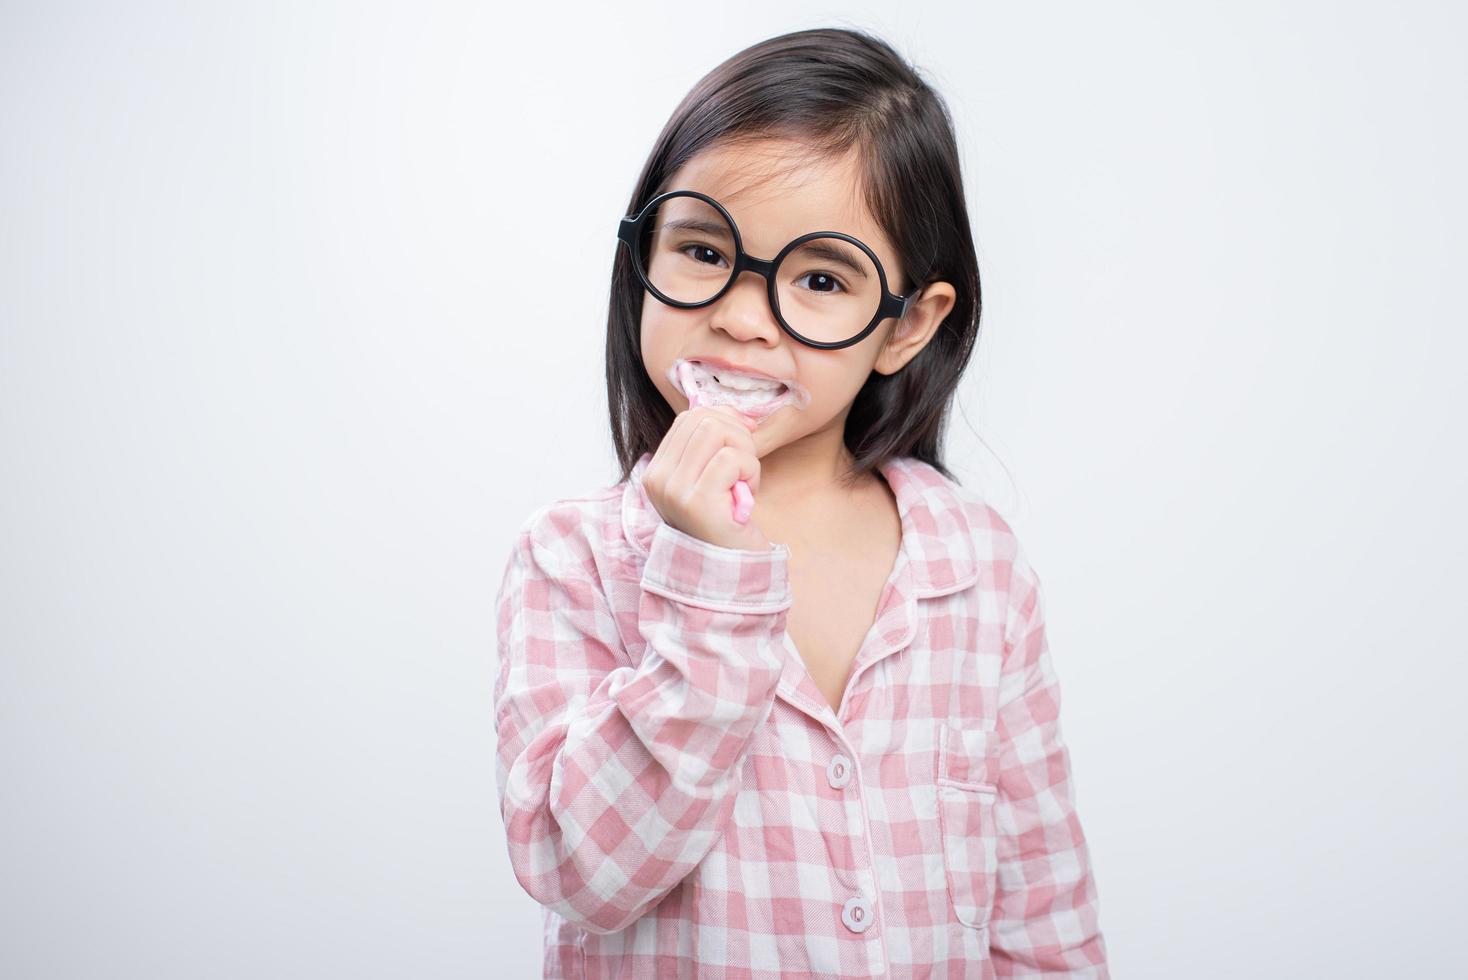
[666,358,812,421]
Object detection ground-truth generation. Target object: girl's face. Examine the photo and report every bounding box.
[639,138,955,463]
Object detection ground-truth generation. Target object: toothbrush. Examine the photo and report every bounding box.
[677,360,757,525]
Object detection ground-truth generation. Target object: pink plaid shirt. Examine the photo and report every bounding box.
[494,451,1108,978]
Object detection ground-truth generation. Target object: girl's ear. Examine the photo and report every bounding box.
[873,281,956,375]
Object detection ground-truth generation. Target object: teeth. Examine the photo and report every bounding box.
[714,384,783,404]
[669,358,803,418]
[711,380,784,401]
[709,371,783,392]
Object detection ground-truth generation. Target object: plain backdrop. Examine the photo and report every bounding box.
[3,1,1465,977]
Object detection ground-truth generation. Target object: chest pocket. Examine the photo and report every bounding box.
[936,721,1002,930]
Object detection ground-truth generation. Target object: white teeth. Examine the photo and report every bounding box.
[710,371,783,392]
[669,358,806,417]
[713,384,782,405]
[691,361,786,393]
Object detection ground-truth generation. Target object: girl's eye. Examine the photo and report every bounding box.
[679,243,729,268]
[794,271,847,295]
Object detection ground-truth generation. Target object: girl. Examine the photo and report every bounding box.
[495,27,1109,979]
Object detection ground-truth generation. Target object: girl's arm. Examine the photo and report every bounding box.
[989,547,1110,976]
[493,513,791,934]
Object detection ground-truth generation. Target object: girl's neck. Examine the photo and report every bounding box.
[755,437,870,515]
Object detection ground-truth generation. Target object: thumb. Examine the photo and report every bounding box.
[737,451,761,496]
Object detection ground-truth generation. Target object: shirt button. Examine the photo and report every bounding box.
[841,894,873,933]
[826,753,853,789]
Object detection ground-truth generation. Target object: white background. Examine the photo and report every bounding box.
[3,1,1465,977]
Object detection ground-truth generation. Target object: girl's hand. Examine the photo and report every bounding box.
[643,404,772,552]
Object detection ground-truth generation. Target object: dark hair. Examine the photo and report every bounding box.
[607,27,982,487]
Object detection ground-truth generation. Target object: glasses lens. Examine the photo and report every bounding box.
[637,195,736,304]
[775,236,882,345]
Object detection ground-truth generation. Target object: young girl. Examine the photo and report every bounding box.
[495,28,1109,979]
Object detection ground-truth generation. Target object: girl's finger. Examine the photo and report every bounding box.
[655,404,732,467]
[696,445,762,507]
[670,411,758,497]
[669,408,755,479]
[647,404,717,486]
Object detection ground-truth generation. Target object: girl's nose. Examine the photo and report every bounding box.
[710,268,782,341]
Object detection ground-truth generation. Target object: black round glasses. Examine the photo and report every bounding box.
[616,189,923,351]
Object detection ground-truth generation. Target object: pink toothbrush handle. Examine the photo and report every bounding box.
[681,363,754,524]
[731,480,754,524]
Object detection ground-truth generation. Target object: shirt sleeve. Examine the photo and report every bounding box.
[493,515,792,934]
[989,546,1110,976]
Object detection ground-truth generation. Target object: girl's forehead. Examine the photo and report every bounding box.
[669,140,893,254]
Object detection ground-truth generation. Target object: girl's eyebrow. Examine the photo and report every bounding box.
[661,218,735,238]
[794,239,870,279]
[664,217,872,280]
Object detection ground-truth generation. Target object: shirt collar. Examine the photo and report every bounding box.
[620,451,979,597]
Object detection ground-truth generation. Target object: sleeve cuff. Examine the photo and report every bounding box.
[640,520,793,614]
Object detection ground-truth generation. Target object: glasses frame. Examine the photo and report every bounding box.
[616,189,923,351]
